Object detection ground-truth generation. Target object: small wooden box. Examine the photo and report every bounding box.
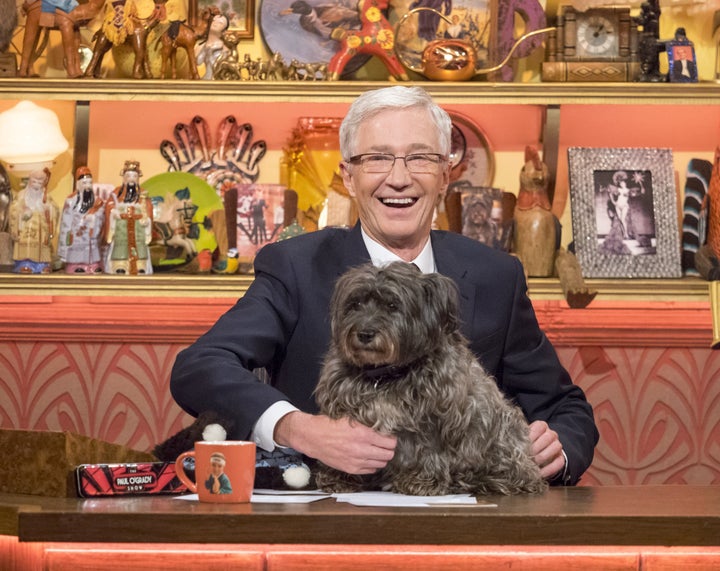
[0,429,154,497]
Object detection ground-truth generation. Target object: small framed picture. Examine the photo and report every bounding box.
[666,29,698,83]
[190,0,255,38]
[453,184,511,251]
[568,147,682,278]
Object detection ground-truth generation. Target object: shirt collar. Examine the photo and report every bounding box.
[360,227,436,274]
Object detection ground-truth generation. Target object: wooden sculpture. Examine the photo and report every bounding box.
[513,146,597,308]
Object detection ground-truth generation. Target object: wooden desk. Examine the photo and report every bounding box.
[1,487,719,570]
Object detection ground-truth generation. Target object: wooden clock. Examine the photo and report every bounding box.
[542,6,640,82]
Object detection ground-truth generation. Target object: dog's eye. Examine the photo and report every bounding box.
[386,301,398,311]
[347,301,362,311]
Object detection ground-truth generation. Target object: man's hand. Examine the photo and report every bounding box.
[528,420,565,480]
[274,411,396,474]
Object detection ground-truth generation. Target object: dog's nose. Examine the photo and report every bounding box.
[356,330,376,344]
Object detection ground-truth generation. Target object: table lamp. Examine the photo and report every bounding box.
[0,100,69,181]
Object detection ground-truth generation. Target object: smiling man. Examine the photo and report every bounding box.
[170,86,598,486]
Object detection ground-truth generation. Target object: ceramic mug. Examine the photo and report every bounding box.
[175,441,256,503]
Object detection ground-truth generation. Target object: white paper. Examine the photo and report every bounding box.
[332,492,493,508]
[173,493,329,504]
[253,488,329,496]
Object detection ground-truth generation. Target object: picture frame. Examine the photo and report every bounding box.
[567,147,682,279]
[666,39,698,83]
[190,0,255,39]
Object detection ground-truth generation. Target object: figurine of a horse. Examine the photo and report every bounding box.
[327,0,408,80]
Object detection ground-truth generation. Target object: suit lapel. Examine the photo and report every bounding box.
[338,223,372,274]
[432,231,476,331]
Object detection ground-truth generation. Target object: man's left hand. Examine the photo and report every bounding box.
[528,420,565,480]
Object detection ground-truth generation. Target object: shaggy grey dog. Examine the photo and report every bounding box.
[314,262,548,496]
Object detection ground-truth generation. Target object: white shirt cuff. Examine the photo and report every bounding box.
[251,401,299,452]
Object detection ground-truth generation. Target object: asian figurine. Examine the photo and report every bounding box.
[8,168,59,274]
[104,160,153,275]
[57,166,106,274]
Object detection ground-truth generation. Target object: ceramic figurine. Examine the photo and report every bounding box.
[195,9,230,80]
[513,146,556,277]
[327,0,409,80]
[104,160,153,275]
[512,146,597,308]
[57,166,106,274]
[8,168,59,274]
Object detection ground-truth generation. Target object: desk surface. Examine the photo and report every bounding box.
[2,486,719,546]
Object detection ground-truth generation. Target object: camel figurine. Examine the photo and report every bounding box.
[513,146,597,309]
[156,6,219,79]
[327,0,408,80]
[19,0,105,77]
[83,0,167,79]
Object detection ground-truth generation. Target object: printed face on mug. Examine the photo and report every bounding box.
[175,441,256,503]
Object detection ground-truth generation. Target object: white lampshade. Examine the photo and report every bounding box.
[0,101,69,169]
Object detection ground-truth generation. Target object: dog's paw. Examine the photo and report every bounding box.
[314,468,364,494]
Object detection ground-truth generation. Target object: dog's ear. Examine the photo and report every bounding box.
[421,273,460,334]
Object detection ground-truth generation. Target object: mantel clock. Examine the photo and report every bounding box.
[542,6,640,82]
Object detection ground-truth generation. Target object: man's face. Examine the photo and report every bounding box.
[210,460,224,477]
[340,107,449,252]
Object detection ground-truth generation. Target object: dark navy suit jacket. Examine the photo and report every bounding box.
[171,223,598,484]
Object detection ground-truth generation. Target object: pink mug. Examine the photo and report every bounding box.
[175,441,256,503]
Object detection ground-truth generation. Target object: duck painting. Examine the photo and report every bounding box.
[279,0,361,40]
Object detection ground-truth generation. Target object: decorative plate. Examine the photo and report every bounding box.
[447,110,494,188]
[143,172,224,270]
[259,0,371,76]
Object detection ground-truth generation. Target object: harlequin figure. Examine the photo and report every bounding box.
[104,160,153,275]
[57,166,106,274]
[327,0,409,80]
[8,168,59,274]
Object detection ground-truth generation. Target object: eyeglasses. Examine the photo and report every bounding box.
[347,153,447,174]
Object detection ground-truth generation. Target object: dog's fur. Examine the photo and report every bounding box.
[314,262,548,496]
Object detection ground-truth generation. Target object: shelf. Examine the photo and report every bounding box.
[1,79,720,104]
[0,273,709,301]
[0,272,253,298]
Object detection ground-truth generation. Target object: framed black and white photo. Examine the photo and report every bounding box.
[568,147,682,278]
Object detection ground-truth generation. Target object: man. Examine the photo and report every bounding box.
[205,452,233,495]
[171,86,598,485]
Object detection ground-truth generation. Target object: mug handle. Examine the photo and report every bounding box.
[174,451,198,493]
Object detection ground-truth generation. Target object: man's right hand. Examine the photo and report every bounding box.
[274,411,396,474]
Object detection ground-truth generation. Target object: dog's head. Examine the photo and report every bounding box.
[329,262,460,368]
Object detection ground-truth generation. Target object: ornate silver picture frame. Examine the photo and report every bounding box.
[568,147,682,278]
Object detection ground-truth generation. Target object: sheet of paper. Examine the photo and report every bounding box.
[332,492,495,508]
[174,493,330,503]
